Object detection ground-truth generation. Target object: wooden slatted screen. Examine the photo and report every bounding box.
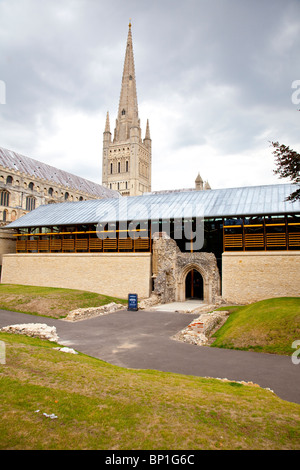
[89,238,102,251]
[118,238,133,250]
[224,234,243,248]
[288,232,300,247]
[266,233,286,247]
[75,239,88,251]
[244,234,264,248]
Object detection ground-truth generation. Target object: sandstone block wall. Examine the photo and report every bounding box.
[1,253,152,299]
[222,251,300,304]
[0,229,16,265]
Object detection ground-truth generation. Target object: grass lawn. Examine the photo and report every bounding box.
[0,332,299,450]
[0,284,127,319]
[212,297,300,355]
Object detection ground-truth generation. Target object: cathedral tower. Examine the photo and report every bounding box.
[102,22,152,196]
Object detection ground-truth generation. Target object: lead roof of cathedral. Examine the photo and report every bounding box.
[0,147,119,198]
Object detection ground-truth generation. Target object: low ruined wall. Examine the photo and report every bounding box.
[222,251,300,304]
[1,253,152,299]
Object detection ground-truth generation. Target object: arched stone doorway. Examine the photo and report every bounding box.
[177,262,213,303]
[185,269,203,300]
[152,233,221,305]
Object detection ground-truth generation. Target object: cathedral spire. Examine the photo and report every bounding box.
[115,21,139,142]
[103,22,152,196]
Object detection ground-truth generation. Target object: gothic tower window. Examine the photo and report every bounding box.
[48,187,53,196]
[121,109,126,115]
[0,190,9,206]
[118,162,121,173]
[126,161,129,172]
[29,182,34,191]
[110,163,113,174]
[6,175,13,185]
[65,192,69,200]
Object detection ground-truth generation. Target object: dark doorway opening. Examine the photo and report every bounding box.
[185,269,203,300]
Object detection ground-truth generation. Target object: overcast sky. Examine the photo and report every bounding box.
[0,0,299,191]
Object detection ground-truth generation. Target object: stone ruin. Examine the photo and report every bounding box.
[151,232,222,305]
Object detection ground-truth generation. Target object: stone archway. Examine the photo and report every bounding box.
[185,268,203,300]
[152,233,222,305]
[176,258,220,304]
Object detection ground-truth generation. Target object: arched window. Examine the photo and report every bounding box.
[110,163,113,174]
[0,190,9,206]
[29,182,34,190]
[121,109,126,115]
[65,192,69,200]
[48,187,53,196]
[26,196,36,211]
[6,175,13,185]
[126,161,129,172]
[118,162,121,173]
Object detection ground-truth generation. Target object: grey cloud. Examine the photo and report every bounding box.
[0,0,299,189]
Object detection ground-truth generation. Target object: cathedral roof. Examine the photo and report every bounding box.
[0,146,119,199]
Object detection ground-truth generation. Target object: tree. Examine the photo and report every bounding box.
[271,141,300,202]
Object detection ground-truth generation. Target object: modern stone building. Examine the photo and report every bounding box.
[3,183,300,304]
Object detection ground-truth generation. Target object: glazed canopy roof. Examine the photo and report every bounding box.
[7,183,300,229]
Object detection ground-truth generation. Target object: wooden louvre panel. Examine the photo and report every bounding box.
[224,234,243,248]
[266,233,287,247]
[27,240,38,251]
[62,239,75,251]
[288,232,300,246]
[134,238,150,250]
[89,238,102,251]
[50,239,62,251]
[16,240,27,252]
[103,238,117,250]
[244,233,264,247]
[38,239,49,251]
[118,238,133,250]
[75,239,88,251]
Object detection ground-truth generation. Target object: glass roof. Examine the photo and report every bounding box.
[7,183,300,229]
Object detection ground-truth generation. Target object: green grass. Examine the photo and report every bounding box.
[212,298,300,355]
[0,332,299,450]
[0,284,127,319]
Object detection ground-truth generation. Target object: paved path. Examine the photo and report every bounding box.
[0,308,299,405]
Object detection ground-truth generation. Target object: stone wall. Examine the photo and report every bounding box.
[0,229,16,266]
[1,252,152,299]
[222,251,300,304]
[152,233,221,304]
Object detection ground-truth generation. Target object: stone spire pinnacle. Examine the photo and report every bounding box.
[114,21,139,142]
[145,119,151,140]
[104,111,110,133]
